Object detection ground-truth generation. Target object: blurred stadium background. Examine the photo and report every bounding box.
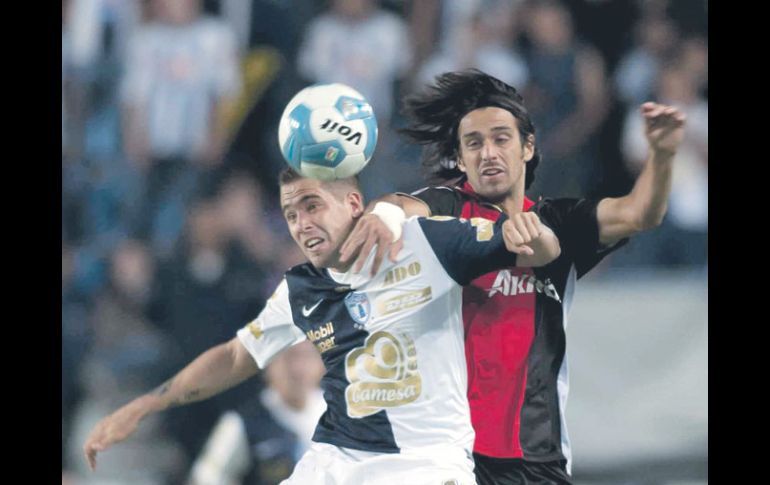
[61,0,707,483]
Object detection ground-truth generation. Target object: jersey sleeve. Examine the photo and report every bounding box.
[532,198,628,279]
[236,278,306,369]
[405,186,465,217]
[416,216,518,286]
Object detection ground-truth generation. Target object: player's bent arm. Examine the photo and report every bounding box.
[339,193,429,274]
[141,337,258,412]
[596,102,685,245]
[83,337,259,470]
[596,144,674,245]
[503,214,561,267]
[514,225,561,267]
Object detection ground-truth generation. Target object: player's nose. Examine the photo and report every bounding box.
[481,140,498,161]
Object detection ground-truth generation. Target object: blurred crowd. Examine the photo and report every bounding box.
[61,0,707,483]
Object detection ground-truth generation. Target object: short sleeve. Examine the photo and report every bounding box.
[533,198,628,279]
[236,278,306,368]
[408,186,465,217]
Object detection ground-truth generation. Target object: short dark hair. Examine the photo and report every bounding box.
[278,167,362,200]
[400,69,541,189]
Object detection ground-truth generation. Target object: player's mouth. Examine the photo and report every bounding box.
[304,237,325,250]
[303,237,326,252]
[480,166,506,178]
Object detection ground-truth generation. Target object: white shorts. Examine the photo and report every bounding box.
[281,442,477,485]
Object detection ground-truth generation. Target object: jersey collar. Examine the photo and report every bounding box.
[459,181,535,211]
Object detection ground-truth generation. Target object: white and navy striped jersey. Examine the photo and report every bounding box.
[237,215,520,454]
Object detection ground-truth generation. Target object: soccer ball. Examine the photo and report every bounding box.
[278,83,378,180]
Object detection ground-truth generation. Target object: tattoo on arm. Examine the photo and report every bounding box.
[170,389,202,408]
[151,379,202,408]
[153,379,173,396]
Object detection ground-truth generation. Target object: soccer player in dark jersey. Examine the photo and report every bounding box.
[338,69,687,484]
[83,168,561,484]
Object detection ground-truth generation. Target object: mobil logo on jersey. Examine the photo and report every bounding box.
[344,331,422,418]
[345,291,371,325]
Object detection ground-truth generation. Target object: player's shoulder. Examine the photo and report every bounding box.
[530,196,603,227]
[411,185,460,196]
[531,196,585,212]
[410,185,468,215]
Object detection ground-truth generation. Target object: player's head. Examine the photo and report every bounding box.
[401,69,540,203]
[279,168,364,270]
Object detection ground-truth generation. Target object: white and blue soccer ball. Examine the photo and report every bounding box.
[278,83,378,180]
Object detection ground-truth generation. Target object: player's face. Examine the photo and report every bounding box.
[281,178,363,270]
[457,107,534,203]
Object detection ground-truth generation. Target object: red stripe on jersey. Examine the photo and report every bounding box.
[458,186,536,457]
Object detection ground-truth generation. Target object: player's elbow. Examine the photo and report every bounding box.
[636,207,667,232]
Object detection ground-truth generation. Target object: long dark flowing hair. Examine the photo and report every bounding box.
[400,69,541,188]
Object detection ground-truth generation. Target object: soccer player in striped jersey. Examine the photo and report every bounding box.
[83,167,561,484]
[338,70,686,484]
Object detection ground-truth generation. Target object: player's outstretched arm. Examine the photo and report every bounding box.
[339,194,429,275]
[83,337,258,471]
[503,212,561,267]
[597,102,686,245]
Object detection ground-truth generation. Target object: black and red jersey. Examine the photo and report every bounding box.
[408,182,626,470]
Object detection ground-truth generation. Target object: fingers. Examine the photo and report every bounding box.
[524,215,540,243]
[389,239,403,263]
[339,226,363,264]
[512,215,532,243]
[353,235,377,274]
[369,239,387,277]
[642,103,686,124]
[515,244,535,256]
[84,438,104,471]
[503,220,532,255]
[503,213,545,256]
[503,219,523,247]
[340,215,397,274]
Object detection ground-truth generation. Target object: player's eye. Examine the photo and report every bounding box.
[285,212,297,223]
[496,136,510,145]
[466,140,480,149]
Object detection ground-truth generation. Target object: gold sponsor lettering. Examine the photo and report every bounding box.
[306,322,335,342]
[470,217,494,241]
[316,336,336,353]
[345,331,421,417]
[377,287,432,316]
[306,322,337,353]
[383,261,422,287]
[247,321,263,339]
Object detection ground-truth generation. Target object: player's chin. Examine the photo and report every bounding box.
[305,250,333,269]
[476,181,511,202]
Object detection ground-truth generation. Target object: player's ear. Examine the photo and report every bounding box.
[347,191,365,218]
[456,151,467,173]
[523,134,535,163]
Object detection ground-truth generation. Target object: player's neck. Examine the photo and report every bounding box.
[499,189,525,216]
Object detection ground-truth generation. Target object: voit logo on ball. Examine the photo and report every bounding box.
[278,83,378,181]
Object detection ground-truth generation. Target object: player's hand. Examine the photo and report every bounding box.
[641,102,687,156]
[502,212,546,256]
[83,397,150,471]
[339,213,403,276]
